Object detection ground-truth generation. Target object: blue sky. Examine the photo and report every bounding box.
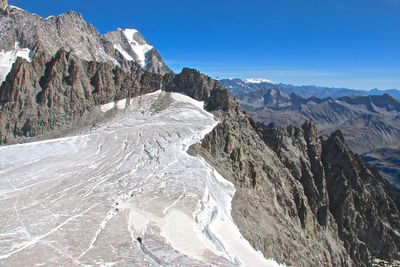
[11,0,400,90]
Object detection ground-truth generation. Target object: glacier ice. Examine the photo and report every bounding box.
[0,91,282,266]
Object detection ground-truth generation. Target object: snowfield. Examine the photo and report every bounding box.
[0,91,282,266]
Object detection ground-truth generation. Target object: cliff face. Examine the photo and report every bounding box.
[166,69,400,266]
[0,0,6,10]
[0,49,162,144]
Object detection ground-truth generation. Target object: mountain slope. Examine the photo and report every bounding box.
[363,147,400,194]
[224,84,400,154]
[165,69,400,266]
[220,83,400,192]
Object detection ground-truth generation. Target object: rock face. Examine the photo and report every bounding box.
[165,69,400,266]
[0,0,6,10]
[0,49,163,144]
[0,6,170,77]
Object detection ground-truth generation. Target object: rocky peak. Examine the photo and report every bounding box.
[0,0,6,10]
[0,5,170,77]
[163,68,233,111]
[0,47,163,144]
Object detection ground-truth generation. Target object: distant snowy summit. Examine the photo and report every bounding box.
[245,78,274,84]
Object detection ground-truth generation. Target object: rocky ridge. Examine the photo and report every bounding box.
[165,69,400,266]
[0,49,162,144]
[0,0,6,11]
[0,5,170,80]
[216,83,400,192]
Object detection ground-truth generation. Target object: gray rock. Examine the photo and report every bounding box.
[0,6,170,76]
[0,0,7,10]
[0,49,163,144]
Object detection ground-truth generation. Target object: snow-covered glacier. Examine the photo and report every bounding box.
[0,91,282,266]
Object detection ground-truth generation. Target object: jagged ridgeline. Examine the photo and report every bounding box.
[1,4,400,267]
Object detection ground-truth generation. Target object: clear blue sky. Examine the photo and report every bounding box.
[11,0,400,90]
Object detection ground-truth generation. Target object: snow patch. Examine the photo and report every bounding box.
[195,164,283,267]
[116,99,127,110]
[0,42,32,84]
[245,78,274,84]
[100,101,115,112]
[122,29,153,67]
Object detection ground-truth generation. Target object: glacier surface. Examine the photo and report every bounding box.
[0,91,282,266]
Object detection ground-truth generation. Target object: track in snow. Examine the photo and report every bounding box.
[0,91,282,266]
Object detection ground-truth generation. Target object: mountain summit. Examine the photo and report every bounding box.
[0,4,170,85]
[0,0,7,10]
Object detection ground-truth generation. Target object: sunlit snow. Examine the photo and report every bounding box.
[100,101,115,112]
[0,42,32,84]
[0,91,282,266]
[113,43,134,61]
[123,28,153,67]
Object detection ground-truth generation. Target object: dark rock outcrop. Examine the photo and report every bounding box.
[0,0,7,10]
[0,49,162,144]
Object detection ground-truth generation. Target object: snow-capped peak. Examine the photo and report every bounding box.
[121,28,153,67]
[245,78,274,84]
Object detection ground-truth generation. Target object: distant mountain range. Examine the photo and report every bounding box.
[220,78,400,192]
[220,78,400,100]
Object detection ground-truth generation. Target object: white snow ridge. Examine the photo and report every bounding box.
[123,28,153,67]
[0,91,283,266]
